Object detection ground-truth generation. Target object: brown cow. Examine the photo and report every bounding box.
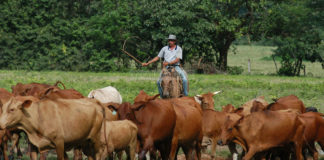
[11,81,65,97]
[0,89,23,160]
[195,92,239,160]
[298,112,324,160]
[0,96,104,160]
[37,87,84,100]
[249,95,306,114]
[222,104,236,113]
[218,110,305,160]
[168,96,203,160]
[268,95,306,113]
[109,91,177,160]
[27,87,85,160]
[238,96,268,116]
[96,119,138,160]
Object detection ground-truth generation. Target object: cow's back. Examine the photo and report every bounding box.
[135,99,176,141]
[36,98,103,146]
[274,95,306,113]
[240,111,304,145]
[88,86,122,104]
[172,98,202,142]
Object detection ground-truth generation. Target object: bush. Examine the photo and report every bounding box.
[227,66,244,75]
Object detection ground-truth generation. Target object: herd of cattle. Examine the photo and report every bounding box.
[0,81,323,160]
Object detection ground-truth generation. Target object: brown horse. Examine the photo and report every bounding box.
[160,67,187,98]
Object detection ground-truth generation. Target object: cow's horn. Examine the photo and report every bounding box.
[213,91,221,95]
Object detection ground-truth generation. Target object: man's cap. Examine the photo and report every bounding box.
[167,35,177,40]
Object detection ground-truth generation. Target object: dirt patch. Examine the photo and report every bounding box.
[177,153,231,160]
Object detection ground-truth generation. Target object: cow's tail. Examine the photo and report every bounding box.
[54,81,66,89]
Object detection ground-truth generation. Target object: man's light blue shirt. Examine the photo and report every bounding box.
[157,45,182,65]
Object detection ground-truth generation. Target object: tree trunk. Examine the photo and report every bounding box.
[219,50,228,71]
[217,36,234,72]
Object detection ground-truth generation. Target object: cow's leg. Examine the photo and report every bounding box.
[3,139,9,160]
[294,141,303,160]
[169,135,179,160]
[29,143,38,160]
[158,140,172,160]
[139,137,154,160]
[210,137,217,160]
[195,135,202,160]
[307,142,318,160]
[39,151,48,160]
[242,146,258,160]
[55,140,65,160]
[228,142,239,160]
[182,145,195,160]
[117,151,124,160]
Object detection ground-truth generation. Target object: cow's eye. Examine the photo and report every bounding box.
[9,108,14,112]
[228,128,233,131]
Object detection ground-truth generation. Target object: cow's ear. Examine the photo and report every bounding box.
[21,100,32,109]
[44,87,54,96]
[213,91,221,95]
[132,103,144,111]
[194,95,203,104]
[148,94,160,101]
[23,87,32,95]
[39,87,54,99]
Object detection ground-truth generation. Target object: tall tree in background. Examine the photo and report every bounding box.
[130,0,266,72]
[264,0,323,76]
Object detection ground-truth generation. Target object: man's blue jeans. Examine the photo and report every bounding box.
[157,66,188,97]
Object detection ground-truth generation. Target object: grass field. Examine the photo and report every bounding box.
[0,45,323,159]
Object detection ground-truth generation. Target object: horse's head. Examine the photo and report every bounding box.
[161,67,182,98]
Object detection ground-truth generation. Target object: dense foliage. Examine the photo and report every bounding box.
[0,0,322,75]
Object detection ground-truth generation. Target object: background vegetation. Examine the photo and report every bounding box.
[0,0,323,76]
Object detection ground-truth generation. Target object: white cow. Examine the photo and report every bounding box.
[88,86,122,104]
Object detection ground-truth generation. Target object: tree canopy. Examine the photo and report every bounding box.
[0,0,322,75]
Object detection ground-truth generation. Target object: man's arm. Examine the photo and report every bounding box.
[142,56,160,66]
[163,58,180,67]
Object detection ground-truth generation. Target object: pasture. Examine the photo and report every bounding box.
[0,45,323,159]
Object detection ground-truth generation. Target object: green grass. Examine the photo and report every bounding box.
[228,45,324,77]
[1,70,323,112]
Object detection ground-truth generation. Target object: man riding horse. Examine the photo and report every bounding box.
[142,35,188,97]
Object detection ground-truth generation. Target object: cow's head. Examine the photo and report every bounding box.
[194,91,221,110]
[218,113,242,146]
[222,104,235,113]
[109,102,142,123]
[36,87,56,99]
[11,83,28,96]
[250,100,267,113]
[134,90,159,104]
[0,96,36,129]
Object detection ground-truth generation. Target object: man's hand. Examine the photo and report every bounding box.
[142,63,149,66]
[163,62,169,67]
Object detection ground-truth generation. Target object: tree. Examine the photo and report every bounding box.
[130,0,266,72]
[263,1,322,76]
